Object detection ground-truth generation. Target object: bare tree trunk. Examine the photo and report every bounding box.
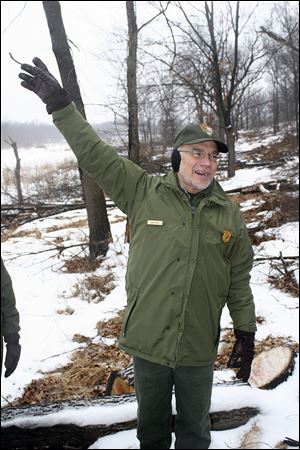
[272,85,280,134]
[42,1,111,258]
[291,57,299,139]
[126,1,140,165]
[124,1,140,243]
[204,1,238,178]
[225,127,236,178]
[5,137,23,205]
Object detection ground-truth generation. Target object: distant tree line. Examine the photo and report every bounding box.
[1,121,65,149]
[1,120,123,150]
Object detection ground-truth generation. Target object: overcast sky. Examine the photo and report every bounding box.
[1,1,131,124]
[1,1,296,125]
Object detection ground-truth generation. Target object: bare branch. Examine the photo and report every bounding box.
[8,52,23,65]
[260,26,299,53]
[2,2,27,34]
[4,242,89,262]
[137,1,171,33]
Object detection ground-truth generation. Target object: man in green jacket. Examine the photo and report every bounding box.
[1,258,21,378]
[19,58,256,449]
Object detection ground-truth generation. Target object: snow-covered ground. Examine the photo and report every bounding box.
[1,129,299,449]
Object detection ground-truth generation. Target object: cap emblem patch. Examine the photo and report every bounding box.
[199,123,213,135]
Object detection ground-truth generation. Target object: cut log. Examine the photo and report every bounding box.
[1,402,259,449]
[1,394,136,421]
[1,423,136,450]
[248,346,296,389]
[209,407,260,431]
[105,363,134,395]
[105,370,135,395]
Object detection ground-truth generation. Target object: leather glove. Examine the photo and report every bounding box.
[4,333,21,378]
[227,329,255,382]
[19,57,71,114]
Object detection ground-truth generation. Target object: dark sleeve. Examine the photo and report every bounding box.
[1,258,20,337]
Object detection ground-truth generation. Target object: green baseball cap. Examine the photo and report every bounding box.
[174,123,229,153]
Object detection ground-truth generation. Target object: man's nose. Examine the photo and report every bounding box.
[200,154,212,164]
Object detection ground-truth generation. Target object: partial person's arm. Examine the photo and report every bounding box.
[1,258,21,377]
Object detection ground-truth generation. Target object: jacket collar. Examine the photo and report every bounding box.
[162,171,230,206]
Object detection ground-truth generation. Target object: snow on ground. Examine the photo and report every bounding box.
[1,143,76,170]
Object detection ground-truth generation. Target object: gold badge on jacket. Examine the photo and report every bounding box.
[222,230,232,243]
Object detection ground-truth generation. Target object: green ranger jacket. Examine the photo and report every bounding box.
[1,258,20,366]
[53,103,256,368]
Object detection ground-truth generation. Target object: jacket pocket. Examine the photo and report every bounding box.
[214,306,223,351]
[121,286,139,338]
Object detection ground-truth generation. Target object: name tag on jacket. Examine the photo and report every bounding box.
[147,220,164,226]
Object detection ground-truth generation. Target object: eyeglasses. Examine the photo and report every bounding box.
[179,149,219,162]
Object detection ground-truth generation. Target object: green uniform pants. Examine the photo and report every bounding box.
[133,356,214,449]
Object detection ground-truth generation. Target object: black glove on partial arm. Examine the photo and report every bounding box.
[227,329,255,382]
[4,333,21,378]
[19,57,71,114]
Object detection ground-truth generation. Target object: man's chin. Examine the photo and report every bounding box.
[192,178,212,191]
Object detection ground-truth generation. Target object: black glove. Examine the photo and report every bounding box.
[4,333,21,378]
[19,57,71,114]
[227,329,255,382]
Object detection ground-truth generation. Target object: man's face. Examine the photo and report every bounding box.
[177,141,219,193]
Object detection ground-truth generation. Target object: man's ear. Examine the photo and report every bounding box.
[171,148,181,172]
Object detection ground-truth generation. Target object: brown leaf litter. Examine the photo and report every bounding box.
[9,312,130,407]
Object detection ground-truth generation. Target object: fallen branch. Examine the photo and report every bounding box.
[283,437,299,447]
[1,394,260,449]
[1,201,115,211]
[225,180,298,194]
[254,255,299,262]
[1,200,116,230]
[1,203,86,212]
[3,243,89,262]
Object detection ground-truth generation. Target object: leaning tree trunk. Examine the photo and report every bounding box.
[42,1,111,258]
